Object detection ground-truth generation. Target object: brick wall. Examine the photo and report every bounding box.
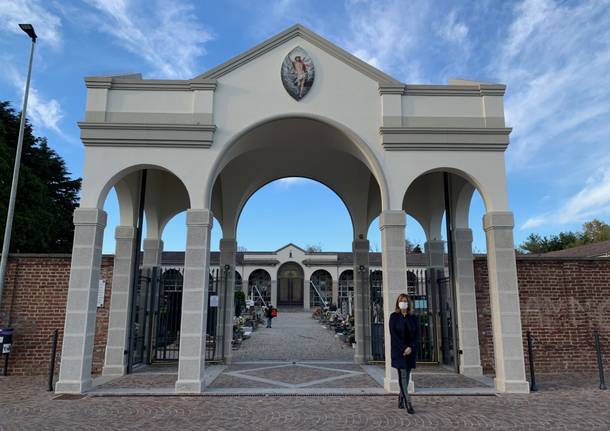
[474,257,610,374]
[0,255,114,376]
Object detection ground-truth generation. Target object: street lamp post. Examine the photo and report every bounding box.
[0,24,38,307]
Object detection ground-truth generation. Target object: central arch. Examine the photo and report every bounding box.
[277,262,305,307]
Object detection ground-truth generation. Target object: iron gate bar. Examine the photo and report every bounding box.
[443,172,460,373]
[127,169,147,374]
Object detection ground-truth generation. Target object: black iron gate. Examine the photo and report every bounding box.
[129,267,159,369]
[154,267,183,361]
[369,268,439,363]
[151,267,221,363]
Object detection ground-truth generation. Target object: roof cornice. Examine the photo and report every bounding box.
[195,24,402,85]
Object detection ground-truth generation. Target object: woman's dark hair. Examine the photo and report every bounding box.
[394,293,410,313]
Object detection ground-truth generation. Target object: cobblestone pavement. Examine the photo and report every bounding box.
[232,311,354,361]
[1,374,609,430]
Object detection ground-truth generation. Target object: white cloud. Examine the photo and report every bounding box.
[521,167,610,229]
[436,10,469,44]
[493,0,610,170]
[275,177,311,188]
[0,0,62,48]
[7,66,64,135]
[341,0,428,83]
[81,0,213,79]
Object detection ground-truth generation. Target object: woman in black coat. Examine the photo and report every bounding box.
[389,293,419,414]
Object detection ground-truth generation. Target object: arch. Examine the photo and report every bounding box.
[94,164,191,210]
[234,270,243,293]
[204,114,390,212]
[310,269,333,307]
[247,269,271,305]
[402,167,493,216]
[277,261,305,306]
[338,269,354,310]
[234,176,356,239]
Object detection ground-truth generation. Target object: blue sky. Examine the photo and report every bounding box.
[1,0,609,254]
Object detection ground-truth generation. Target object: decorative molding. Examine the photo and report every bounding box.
[380,84,506,97]
[380,127,511,151]
[79,122,216,148]
[84,75,217,92]
[196,23,402,85]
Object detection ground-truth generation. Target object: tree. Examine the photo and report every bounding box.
[580,219,610,244]
[519,219,610,254]
[305,243,322,253]
[0,101,81,253]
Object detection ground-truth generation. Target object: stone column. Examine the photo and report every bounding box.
[303,279,310,311]
[483,212,529,393]
[353,239,371,364]
[142,238,163,267]
[425,240,445,270]
[218,239,237,364]
[331,279,339,305]
[380,211,408,392]
[175,209,212,394]
[454,228,483,376]
[55,208,106,393]
[270,279,277,306]
[102,226,136,377]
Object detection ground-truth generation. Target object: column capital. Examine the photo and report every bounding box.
[219,238,238,251]
[143,238,163,249]
[379,210,406,229]
[454,228,473,242]
[73,207,107,228]
[352,239,370,251]
[114,225,136,240]
[186,209,213,227]
[483,211,514,231]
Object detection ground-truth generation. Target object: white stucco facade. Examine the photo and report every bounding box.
[56,24,528,395]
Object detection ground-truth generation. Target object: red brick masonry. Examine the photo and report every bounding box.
[475,256,610,374]
[0,255,113,376]
[1,254,608,376]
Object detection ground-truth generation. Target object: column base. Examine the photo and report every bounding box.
[55,378,92,394]
[383,377,415,394]
[102,365,127,377]
[460,364,483,377]
[494,378,530,393]
[175,379,205,394]
[354,354,365,364]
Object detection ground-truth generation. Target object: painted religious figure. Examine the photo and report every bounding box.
[281,47,315,100]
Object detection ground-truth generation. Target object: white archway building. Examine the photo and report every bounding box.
[56,25,528,395]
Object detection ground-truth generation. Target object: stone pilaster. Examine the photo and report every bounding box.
[270,279,277,306]
[102,225,136,377]
[380,211,408,393]
[142,238,163,267]
[454,228,483,376]
[483,212,529,393]
[175,209,213,394]
[353,239,371,364]
[218,239,237,364]
[55,208,107,394]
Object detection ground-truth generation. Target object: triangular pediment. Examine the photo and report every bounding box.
[195,24,402,86]
[274,242,306,254]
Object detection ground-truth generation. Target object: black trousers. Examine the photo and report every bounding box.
[397,368,411,405]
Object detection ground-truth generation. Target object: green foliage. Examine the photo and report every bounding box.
[519,219,610,254]
[305,243,322,253]
[0,101,81,253]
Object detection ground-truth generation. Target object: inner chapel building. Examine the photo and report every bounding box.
[55,25,530,394]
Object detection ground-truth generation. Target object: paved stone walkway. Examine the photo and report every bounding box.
[232,310,354,361]
[1,374,609,430]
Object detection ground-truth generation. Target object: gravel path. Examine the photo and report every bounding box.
[232,311,354,361]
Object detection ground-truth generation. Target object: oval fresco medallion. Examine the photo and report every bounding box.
[281,47,315,101]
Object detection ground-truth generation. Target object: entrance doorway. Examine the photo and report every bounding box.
[277,262,304,306]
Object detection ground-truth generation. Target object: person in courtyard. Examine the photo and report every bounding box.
[265,304,277,328]
[389,293,419,414]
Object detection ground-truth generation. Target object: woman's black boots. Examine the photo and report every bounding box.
[398,394,405,409]
[406,401,415,414]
